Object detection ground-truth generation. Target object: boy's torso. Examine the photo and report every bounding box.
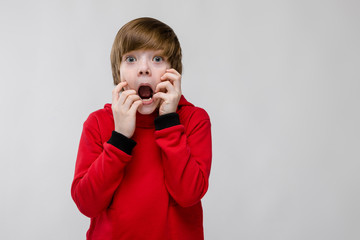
[86,96,207,240]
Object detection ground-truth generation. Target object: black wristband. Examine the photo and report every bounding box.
[154,113,180,130]
[107,131,137,155]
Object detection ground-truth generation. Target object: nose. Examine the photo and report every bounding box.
[138,59,151,76]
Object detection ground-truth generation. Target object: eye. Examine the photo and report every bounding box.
[125,56,136,63]
[153,56,163,62]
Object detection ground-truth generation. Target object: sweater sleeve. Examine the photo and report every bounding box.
[71,114,133,218]
[154,109,212,207]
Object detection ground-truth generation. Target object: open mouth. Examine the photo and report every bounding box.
[138,85,154,100]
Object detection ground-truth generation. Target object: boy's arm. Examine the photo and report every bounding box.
[71,114,135,218]
[72,81,141,218]
[154,108,212,207]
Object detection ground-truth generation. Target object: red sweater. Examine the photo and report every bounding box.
[71,96,212,240]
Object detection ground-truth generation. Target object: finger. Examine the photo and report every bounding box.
[128,99,143,115]
[123,94,141,110]
[161,69,181,80]
[160,72,177,82]
[160,71,181,91]
[112,82,128,104]
[165,68,181,75]
[118,89,137,106]
[152,92,167,102]
[155,81,175,94]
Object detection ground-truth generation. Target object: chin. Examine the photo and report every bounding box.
[137,102,158,115]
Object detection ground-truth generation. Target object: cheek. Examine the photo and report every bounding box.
[155,65,169,78]
[119,68,136,90]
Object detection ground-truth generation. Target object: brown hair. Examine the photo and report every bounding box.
[110,17,183,85]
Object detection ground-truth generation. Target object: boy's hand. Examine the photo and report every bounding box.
[112,82,142,138]
[153,69,182,116]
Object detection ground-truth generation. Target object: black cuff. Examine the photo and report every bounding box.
[107,131,137,155]
[155,113,180,130]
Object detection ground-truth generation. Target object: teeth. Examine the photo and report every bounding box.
[143,97,152,101]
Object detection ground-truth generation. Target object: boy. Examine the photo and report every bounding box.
[71,17,212,240]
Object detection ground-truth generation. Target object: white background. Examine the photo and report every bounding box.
[1,0,359,239]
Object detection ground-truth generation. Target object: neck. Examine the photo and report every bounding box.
[136,111,159,128]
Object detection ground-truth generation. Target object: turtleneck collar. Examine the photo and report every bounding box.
[135,111,158,128]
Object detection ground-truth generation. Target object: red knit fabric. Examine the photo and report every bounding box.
[71,96,212,240]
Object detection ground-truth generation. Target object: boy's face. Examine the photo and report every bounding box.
[119,49,171,115]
